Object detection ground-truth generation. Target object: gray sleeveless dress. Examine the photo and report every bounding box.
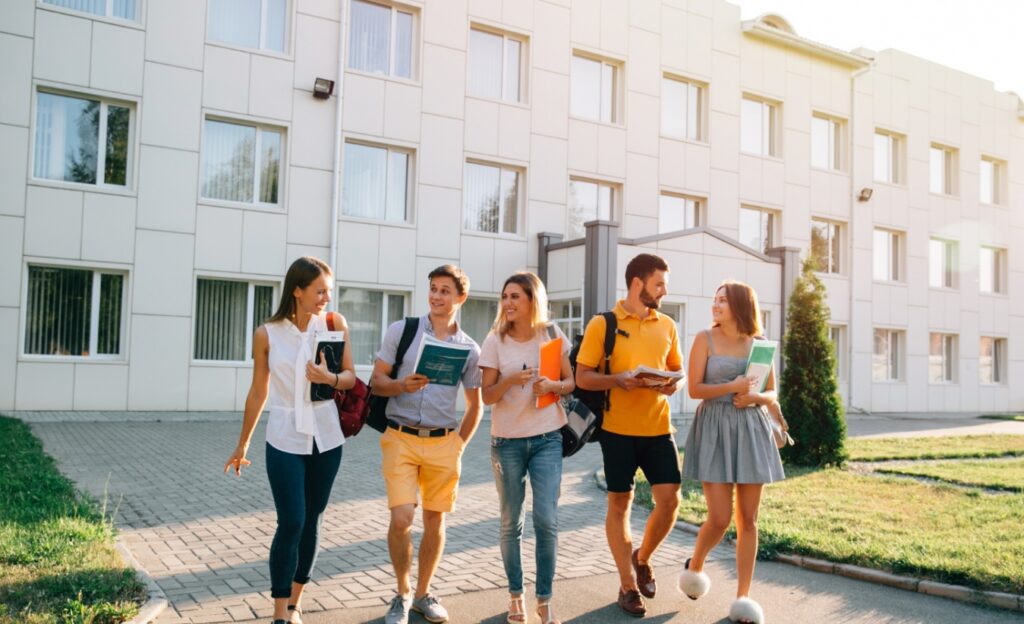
[682,330,785,484]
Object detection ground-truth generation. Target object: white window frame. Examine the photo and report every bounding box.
[341,139,414,223]
[929,143,958,196]
[979,336,1007,385]
[192,277,278,364]
[570,52,621,124]
[873,130,903,184]
[810,218,843,274]
[928,332,957,384]
[739,205,778,254]
[550,298,584,340]
[928,238,958,290]
[760,310,771,339]
[347,0,419,80]
[740,95,779,157]
[467,25,526,103]
[568,177,618,240]
[979,246,1007,295]
[979,157,1005,205]
[199,116,286,209]
[661,73,705,141]
[829,324,847,380]
[658,192,703,233]
[337,287,408,369]
[872,328,903,382]
[811,114,843,171]
[872,228,903,282]
[31,88,136,191]
[463,159,523,236]
[20,262,129,361]
[40,0,139,21]
[207,0,290,53]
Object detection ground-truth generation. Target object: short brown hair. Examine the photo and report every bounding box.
[625,253,669,288]
[714,280,763,337]
[428,264,470,296]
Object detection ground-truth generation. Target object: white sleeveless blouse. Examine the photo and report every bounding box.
[264,314,344,455]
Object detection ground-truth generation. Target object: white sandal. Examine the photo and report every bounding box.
[506,595,526,624]
[536,598,560,624]
[729,597,764,623]
[677,557,711,600]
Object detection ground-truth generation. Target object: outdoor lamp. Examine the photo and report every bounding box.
[313,77,335,99]
[857,187,873,202]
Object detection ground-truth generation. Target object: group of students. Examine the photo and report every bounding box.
[223,252,788,624]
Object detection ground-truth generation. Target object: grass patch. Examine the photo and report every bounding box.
[848,434,1024,461]
[0,415,145,624]
[877,457,1024,492]
[980,414,1024,422]
[636,456,1024,594]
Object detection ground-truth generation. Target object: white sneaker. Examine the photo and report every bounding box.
[412,593,449,623]
[384,593,412,624]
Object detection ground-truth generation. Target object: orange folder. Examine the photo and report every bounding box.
[536,336,562,409]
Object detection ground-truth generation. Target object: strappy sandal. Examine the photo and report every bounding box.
[506,595,526,623]
[287,604,302,624]
[536,598,561,624]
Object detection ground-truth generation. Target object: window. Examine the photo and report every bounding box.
[811,115,841,170]
[42,0,136,19]
[33,91,132,187]
[24,266,125,358]
[464,161,520,235]
[551,298,583,340]
[337,288,405,366]
[342,142,410,221]
[760,310,771,339]
[829,325,846,380]
[979,247,1007,294]
[661,75,703,140]
[194,279,275,361]
[928,238,957,289]
[571,54,619,123]
[201,119,282,206]
[739,206,776,254]
[658,193,701,233]
[872,329,902,382]
[568,178,615,240]
[980,158,1004,205]
[928,333,957,384]
[979,337,1007,385]
[929,144,957,195]
[348,0,415,79]
[460,298,498,347]
[810,219,841,274]
[468,27,523,102]
[873,131,901,184]
[872,228,902,281]
[740,96,777,157]
[208,0,287,53]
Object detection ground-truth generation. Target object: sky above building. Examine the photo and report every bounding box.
[729,0,1024,96]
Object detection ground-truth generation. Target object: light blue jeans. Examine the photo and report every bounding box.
[490,430,563,599]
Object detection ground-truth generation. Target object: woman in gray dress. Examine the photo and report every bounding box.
[677,280,785,624]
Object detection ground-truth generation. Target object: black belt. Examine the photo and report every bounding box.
[387,420,453,438]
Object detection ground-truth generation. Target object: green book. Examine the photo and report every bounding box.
[412,334,472,386]
[744,339,778,393]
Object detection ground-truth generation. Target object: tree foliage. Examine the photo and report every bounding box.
[779,257,848,466]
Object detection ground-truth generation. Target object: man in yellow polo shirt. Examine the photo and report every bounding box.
[576,253,684,617]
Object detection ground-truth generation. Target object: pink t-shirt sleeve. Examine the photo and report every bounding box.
[479,332,499,370]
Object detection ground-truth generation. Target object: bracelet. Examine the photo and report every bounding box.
[334,372,340,389]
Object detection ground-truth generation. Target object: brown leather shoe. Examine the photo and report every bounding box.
[617,588,646,617]
[631,549,656,598]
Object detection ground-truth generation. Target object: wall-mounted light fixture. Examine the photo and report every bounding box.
[857,187,873,202]
[313,77,335,99]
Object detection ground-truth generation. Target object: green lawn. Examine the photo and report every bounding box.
[877,457,1024,492]
[980,414,1024,422]
[0,416,145,624]
[636,437,1024,595]
[847,434,1024,461]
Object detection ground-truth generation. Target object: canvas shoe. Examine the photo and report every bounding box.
[412,593,449,623]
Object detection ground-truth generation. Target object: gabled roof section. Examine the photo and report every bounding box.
[742,13,871,69]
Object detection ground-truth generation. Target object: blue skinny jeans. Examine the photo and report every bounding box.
[490,430,563,599]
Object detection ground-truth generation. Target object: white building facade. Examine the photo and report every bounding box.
[1,0,1021,413]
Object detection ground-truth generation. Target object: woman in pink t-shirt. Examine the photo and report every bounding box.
[479,272,575,624]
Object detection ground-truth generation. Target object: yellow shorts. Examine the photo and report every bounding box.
[380,427,465,513]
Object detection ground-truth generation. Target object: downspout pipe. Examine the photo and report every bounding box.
[848,63,872,412]
[327,1,348,312]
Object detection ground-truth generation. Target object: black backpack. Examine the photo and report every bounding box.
[568,311,617,443]
[366,317,420,433]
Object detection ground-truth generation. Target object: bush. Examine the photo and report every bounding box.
[779,258,847,466]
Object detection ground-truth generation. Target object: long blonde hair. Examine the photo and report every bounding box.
[493,272,550,340]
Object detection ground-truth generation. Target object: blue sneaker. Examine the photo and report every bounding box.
[411,593,449,623]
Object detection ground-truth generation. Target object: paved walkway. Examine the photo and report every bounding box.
[26,413,1023,624]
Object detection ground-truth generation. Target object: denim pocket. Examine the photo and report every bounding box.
[490,436,508,448]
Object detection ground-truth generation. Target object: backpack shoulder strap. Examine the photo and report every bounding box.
[391,317,420,378]
[600,311,617,372]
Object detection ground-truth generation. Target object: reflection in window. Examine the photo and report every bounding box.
[34,92,131,187]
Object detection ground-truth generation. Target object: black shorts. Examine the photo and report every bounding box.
[599,430,682,493]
